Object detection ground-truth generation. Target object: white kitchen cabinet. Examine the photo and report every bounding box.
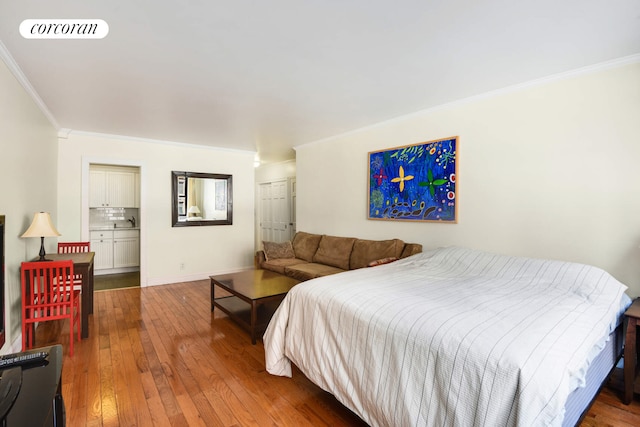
[114,230,140,268]
[90,229,139,270]
[90,230,114,270]
[89,169,137,207]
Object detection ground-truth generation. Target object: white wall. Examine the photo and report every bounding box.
[255,159,296,184]
[57,132,256,286]
[0,58,58,352]
[295,61,640,296]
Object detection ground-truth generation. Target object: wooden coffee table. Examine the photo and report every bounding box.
[210,270,300,344]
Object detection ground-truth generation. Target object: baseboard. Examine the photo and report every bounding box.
[146,265,254,287]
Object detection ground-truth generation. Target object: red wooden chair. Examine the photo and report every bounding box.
[21,260,81,357]
[58,241,90,289]
[57,241,90,254]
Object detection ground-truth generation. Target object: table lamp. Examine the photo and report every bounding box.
[21,212,61,261]
[188,205,201,217]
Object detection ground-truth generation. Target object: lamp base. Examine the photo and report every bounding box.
[35,236,51,262]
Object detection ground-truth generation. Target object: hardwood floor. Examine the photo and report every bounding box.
[34,279,640,426]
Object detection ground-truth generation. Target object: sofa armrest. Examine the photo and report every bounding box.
[255,250,266,268]
[400,243,423,259]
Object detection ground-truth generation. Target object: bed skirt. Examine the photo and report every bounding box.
[562,324,623,426]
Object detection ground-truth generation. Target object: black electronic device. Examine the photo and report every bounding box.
[1,346,63,427]
[0,351,48,370]
[0,367,21,421]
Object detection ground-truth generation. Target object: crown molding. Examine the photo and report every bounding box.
[0,39,59,129]
[64,129,257,155]
[57,128,72,139]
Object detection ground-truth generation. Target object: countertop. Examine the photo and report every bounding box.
[90,226,140,231]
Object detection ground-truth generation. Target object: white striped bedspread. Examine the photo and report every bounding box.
[264,246,631,427]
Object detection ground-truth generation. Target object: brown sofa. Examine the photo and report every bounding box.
[256,231,423,282]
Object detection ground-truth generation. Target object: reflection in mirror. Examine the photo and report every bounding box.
[172,171,232,226]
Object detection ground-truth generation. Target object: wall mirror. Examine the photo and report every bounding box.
[171,171,233,227]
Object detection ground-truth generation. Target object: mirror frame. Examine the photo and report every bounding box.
[171,171,233,227]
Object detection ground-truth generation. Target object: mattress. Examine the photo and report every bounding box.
[265,246,631,427]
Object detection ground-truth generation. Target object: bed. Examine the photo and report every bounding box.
[264,246,631,427]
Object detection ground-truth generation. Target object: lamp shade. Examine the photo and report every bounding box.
[188,205,201,214]
[21,212,61,238]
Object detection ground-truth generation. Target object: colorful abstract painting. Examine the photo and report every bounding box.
[368,136,458,222]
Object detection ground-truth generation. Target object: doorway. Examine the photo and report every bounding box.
[83,160,144,288]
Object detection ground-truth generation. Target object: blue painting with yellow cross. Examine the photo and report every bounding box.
[368,136,457,222]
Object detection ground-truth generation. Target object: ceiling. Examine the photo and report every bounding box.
[1,1,639,164]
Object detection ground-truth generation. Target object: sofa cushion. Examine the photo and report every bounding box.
[261,258,308,275]
[313,235,357,270]
[262,240,295,261]
[284,263,345,281]
[292,232,323,262]
[349,238,405,270]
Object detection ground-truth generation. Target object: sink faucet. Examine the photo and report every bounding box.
[128,216,136,228]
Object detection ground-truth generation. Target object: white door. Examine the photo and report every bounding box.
[260,183,273,242]
[289,178,296,240]
[271,180,289,242]
[259,180,290,243]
